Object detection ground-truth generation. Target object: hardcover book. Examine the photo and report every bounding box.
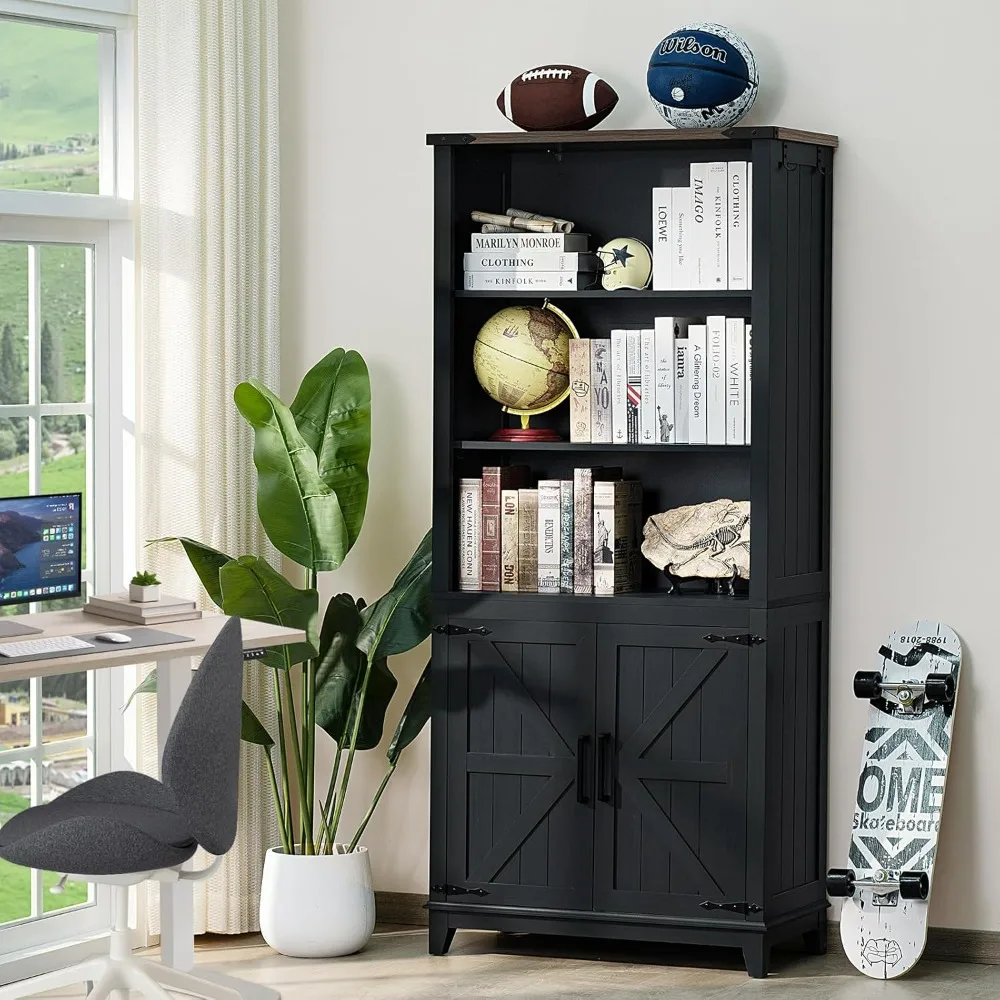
[626,330,641,444]
[706,315,727,445]
[568,339,592,443]
[573,466,622,595]
[727,161,748,290]
[706,161,728,289]
[470,232,590,252]
[688,324,708,444]
[745,324,753,444]
[500,489,519,592]
[672,187,693,290]
[537,480,562,594]
[458,478,483,591]
[590,338,612,443]
[610,330,628,444]
[639,329,657,444]
[463,271,598,291]
[517,489,538,593]
[463,251,599,272]
[593,480,643,596]
[653,317,681,443]
[86,592,195,613]
[560,480,574,594]
[481,465,529,591]
[725,318,746,445]
[652,187,672,290]
[746,163,753,288]
[674,336,690,444]
[690,163,709,288]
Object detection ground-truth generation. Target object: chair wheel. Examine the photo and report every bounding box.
[826,868,856,897]
[925,673,955,704]
[899,871,929,900]
[853,671,883,700]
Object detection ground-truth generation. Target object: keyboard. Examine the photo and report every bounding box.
[0,635,95,658]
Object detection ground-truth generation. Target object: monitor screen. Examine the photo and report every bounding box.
[0,493,82,608]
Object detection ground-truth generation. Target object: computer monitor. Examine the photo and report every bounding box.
[0,493,83,637]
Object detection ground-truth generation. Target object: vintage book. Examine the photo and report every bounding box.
[537,480,562,594]
[746,163,753,289]
[458,478,483,591]
[689,163,709,289]
[463,271,598,291]
[674,336,690,444]
[593,480,643,596]
[86,592,195,613]
[500,489,519,592]
[560,480,574,594]
[590,338,612,443]
[470,232,590,252]
[651,187,672,290]
[610,330,628,444]
[654,318,674,443]
[481,465,529,591]
[573,466,621,595]
[639,329,656,444]
[745,324,753,444]
[725,318,746,445]
[672,186,693,290]
[626,330,641,444]
[706,161,728,289]
[568,339,592,443]
[727,161,748,290]
[83,604,202,624]
[463,251,599,272]
[517,489,538,593]
[706,315,727,445]
[688,324,708,444]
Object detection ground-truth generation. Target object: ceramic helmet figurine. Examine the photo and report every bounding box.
[597,237,653,290]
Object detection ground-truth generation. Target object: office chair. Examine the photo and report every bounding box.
[0,616,245,1000]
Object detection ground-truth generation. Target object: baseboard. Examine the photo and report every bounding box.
[376,891,428,927]
[828,921,1000,965]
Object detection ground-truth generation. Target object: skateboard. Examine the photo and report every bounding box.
[828,619,962,979]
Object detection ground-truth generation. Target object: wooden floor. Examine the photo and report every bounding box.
[36,927,1000,998]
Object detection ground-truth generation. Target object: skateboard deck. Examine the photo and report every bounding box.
[835,619,962,979]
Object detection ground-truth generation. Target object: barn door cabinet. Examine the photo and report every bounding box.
[427,128,835,978]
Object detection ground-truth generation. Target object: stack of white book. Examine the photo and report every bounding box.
[652,161,752,290]
[463,231,599,292]
[83,592,202,625]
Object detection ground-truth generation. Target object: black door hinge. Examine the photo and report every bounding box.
[704,633,765,647]
[780,141,819,171]
[431,884,489,897]
[700,899,762,915]
[432,624,493,636]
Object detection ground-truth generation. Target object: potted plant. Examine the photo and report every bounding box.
[132,349,430,959]
[129,571,161,603]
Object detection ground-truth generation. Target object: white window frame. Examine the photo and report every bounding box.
[0,0,135,973]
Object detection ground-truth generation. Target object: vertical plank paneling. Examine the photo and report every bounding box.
[466,643,493,877]
[781,627,797,891]
[796,172,814,575]
[669,647,702,896]
[809,168,826,571]
[519,642,550,888]
[494,642,522,885]
[783,167,801,579]
[793,624,808,886]
[616,644,644,894]
[805,622,819,881]
[639,645,673,895]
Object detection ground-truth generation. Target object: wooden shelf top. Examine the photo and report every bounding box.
[427,126,838,149]
[457,441,748,454]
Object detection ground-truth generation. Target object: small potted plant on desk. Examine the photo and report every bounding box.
[129,571,161,603]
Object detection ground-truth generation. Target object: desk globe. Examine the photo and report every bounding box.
[472,301,579,441]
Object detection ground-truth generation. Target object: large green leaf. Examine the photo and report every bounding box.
[148,536,232,608]
[357,530,432,662]
[387,661,430,767]
[123,668,161,712]
[219,555,318,667]
[290,349,371,550]
[314,593,397,751]
[241,701,275,747]
[234,380,350,572]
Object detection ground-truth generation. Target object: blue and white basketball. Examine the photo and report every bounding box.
[647,23,758,129]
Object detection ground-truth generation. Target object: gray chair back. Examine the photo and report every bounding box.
[161,617,243,855]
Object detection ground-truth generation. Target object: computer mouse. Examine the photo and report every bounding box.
[93,632,132,644]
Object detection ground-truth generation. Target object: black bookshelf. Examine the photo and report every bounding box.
[427,128,836,978]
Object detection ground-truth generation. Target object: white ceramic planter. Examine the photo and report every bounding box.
[129,583,160,603]
[259,846,376,958]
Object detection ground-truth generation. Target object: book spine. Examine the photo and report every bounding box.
[745,324,753,444]
[672,187,692,290]
[537,481,562,594]
[463,252,595,272]
[654,317,675,443]
[624,480,644,593]
[727,161,748,290]
[651,187,673,290]
[626,330,641,444]
[458,478,482,591]
[725,318,746,445]
[639,329,656,444]
[501,490,519,592]
[470,232,585,252]
[568,339,592,443]
[517,489,538,593]
[706,161,728,289]
[674,337,690,444]
[706,315,727,445]
[746,163,753,289]
[690,163,709,289]
[688,324,708,444]
[463,271,592,291]
[560,480,574,594]
[481,467,501,591]
[593,480,616,596]
[590,338,612,443]
[573,468,594,595]
[611,330,628,444]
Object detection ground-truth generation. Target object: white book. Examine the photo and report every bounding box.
[689,164,710,289]
[671,187,693,290]
[470,232,590,252]
[568,338,592,443]
[651,187,673,290]
[706,162,728,289]
[727,162,748,290]
[536,480,562,594]
[746,163,753,289]
[674,337,690,444]
[745,324,753,444]
[706,315,727,445]
[639,329,657,444]
[458,478,482,591]
[463,271,595,291]
[688,324,707,444]
[610,330,628,444]
[725,317,745,445]
[654,317,675,443]
[626,330,641,444]
[463,251,597,272]
[590,338,612,443]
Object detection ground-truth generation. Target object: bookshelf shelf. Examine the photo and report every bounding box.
[454,289,752,301]
[455,440,748,454]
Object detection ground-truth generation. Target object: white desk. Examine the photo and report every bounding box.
[1,609,305,1000]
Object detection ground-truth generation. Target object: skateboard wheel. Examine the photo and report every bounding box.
[826,868,856,897]
[853,671,882,700]
[899,871,929,900]
[925,673,955,704]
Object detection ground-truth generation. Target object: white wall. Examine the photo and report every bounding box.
[280,0,1000,931]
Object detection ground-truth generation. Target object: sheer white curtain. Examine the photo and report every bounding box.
[136,0,280,933]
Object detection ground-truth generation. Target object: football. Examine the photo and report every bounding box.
[497,66,618,132]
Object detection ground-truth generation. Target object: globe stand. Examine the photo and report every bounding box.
[491,414,562,443]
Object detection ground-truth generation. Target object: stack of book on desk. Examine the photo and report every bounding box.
[83,593,202,625]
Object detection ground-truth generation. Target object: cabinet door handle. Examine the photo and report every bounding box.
[576,735,592,805]
[597,733,613,803]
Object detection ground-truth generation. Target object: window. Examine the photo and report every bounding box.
[0,0,133,961]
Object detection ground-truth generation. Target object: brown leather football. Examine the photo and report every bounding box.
[497,66,618,132]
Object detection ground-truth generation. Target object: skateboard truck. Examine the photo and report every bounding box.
[853,670,955,715]
[827,867,929,901]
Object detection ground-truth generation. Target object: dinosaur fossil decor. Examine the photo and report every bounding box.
[641,499,750,594]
